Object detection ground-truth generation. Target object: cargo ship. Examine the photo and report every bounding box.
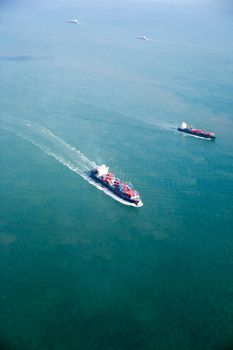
[90,165,142,206]
[178,121,216,140]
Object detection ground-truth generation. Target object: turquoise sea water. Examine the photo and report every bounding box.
[0,1,233,349]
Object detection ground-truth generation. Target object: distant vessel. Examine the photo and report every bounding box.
[178,121,216,140]
[90,165,143,206]
[66,19,79,24]
[136,36,148,41]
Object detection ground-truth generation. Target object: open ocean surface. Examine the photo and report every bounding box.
[0,0,233,349]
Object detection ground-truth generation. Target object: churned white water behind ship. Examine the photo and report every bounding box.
[0,115,143,207]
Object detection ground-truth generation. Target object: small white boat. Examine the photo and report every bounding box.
[66,19,79,24]
[136,36,148,40]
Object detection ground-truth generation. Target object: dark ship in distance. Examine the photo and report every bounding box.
[90,165,143,206]
[178,122,216,140]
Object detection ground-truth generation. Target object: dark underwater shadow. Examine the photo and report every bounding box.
[0,340,14,350]
[217,342,233,350]
[0,55,42,61]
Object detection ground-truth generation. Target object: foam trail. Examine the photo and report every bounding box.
[145,118,178,133]
[0,115,142,207]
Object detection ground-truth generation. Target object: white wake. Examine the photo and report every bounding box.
[0,115,142,207]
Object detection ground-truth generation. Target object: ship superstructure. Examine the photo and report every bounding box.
[178,122,216,140]
[90,165,142,206]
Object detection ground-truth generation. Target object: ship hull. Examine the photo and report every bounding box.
[90,171,141,205]
[178,127,216,140]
